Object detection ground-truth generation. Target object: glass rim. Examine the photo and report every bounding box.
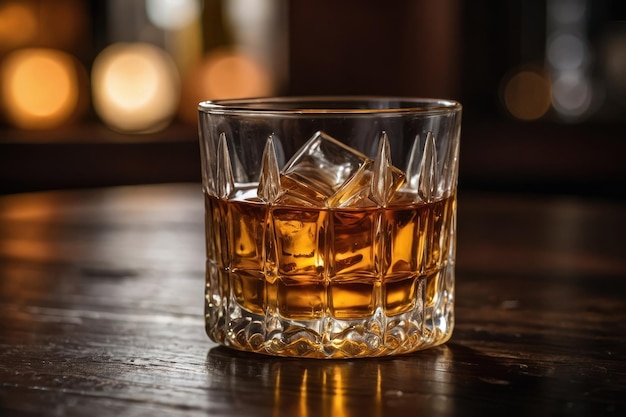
[198,96,462,116]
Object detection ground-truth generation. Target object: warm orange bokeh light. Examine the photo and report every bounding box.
[0,2,37,50]
[203,49,274,99]
[0,0,88,52]
[503,69,552,121]
[92,43,180,133]
[0,48,84,129]
[179,47,274,123]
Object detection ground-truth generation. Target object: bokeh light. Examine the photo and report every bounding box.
[0,48,86,129]
[0,2,37,51]
[202,48,273,99]
[602,25,626,98]
[92,42,180,133]
[551,72,592,119]
[547,33,587,71]
[145,0,201,31]
[179,47,273,123]
[502,68,552,121]
[0,0,88,52]
[545,0,593,121]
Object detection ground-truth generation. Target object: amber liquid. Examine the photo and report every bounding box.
[205,189,455,323]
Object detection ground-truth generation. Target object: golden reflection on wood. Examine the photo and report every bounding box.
[376,366,382,417]
[331,368,345,417]
[272,365,281,417]
[298,369,308,417]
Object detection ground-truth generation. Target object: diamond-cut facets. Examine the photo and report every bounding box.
[370,132,406,207]
[204,127,456,358]
[216,132,235,199]
[257,134,282,203]
[405,132,439,203]
[418,132,439,203]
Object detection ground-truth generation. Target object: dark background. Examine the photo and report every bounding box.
[1,0,625,199]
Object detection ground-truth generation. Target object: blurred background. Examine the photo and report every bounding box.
[0,0,624,198]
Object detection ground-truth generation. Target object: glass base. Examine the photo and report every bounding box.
[205,265,454,359]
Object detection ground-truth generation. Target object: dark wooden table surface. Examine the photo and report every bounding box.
[1,184,625,416]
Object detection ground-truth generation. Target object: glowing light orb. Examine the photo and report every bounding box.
[503,69,552,121]
[179,47,273,123]
[0,2,37,50]
[92,43,180,133]
[145,0,201,31]
[0,48,83,129]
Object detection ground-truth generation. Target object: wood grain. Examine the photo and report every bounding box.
[1,184,625,416]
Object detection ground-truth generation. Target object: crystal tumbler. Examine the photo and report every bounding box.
[198,97,462,358]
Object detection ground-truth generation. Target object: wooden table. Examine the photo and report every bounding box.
[1,184,625,416]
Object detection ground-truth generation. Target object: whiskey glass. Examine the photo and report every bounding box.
[198,97,461,358]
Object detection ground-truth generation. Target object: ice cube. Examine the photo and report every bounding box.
[326,160,377,208]
[280,131,368,206]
